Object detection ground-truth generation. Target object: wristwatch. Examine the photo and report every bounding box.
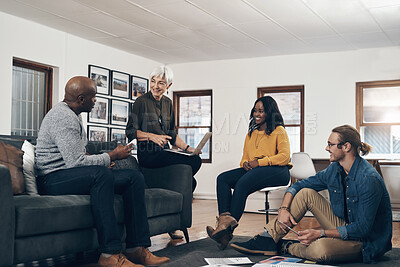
[320,229,326,238]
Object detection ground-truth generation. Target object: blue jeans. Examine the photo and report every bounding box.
[36,166,151,254]
[217,166,290,221]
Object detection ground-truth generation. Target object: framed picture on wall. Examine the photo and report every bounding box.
[111,99,130,126]
[111,71,130,98]
[88,96,109,124]
[88,65,110,95]
[87,125,109,142]
[131,75,148,100]
[110,128,128,144]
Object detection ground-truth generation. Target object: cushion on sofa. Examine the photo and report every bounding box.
[14,195,94,237]
[145,188,183,218]
[0,140,25,194]
[0,136,25,149]
[14,188,182,237]
[21,140,38,195]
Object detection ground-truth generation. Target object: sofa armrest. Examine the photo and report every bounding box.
[0,164,15,266]
[141,164,192,229]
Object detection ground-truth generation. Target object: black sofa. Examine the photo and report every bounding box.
[0,136,193,266]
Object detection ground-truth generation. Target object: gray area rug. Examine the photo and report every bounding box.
[153,236,400,267]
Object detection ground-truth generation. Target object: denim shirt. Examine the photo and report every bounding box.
[287,156,392,263]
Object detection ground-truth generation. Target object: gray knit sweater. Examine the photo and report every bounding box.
[35,102,110,176]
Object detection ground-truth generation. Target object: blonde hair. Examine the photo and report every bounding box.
[332,125,372,156]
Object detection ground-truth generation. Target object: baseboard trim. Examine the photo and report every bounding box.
[193,193,216,200]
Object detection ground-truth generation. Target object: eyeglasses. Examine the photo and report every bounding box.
[327,142,345,148]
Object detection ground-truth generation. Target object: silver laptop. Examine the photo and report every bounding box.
[164,132,212,156]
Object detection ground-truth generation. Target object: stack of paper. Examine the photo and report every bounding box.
[203,257,253,266]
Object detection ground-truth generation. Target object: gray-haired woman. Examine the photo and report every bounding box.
[126,66,202,239]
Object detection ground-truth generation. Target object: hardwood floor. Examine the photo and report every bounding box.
[149,198,400,252]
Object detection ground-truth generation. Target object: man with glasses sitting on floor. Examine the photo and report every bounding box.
[231,125,392,264]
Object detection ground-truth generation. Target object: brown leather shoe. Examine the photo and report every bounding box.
[207,213,238,238]
[168,231,183,239]
[206,224,233,250]
[206,213,238,250]
[125,247,170,266]
[98,253,144,267]
[206,225,215,238]
[217,230,234,250]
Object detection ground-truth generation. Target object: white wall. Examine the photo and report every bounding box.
[169,47,400,199]
[381,165,400,209]
[0,11,160,135]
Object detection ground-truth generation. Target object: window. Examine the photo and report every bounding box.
[356,80,400,158]
[258,86,304,153]
[173,90,212,163]
[11,58,52,137]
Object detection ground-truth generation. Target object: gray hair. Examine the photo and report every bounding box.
[150,65,174,86]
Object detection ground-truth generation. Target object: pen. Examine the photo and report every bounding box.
[277,220,300,236]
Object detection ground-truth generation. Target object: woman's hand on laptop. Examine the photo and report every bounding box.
[185,146,195,153]
[188,146,202,155]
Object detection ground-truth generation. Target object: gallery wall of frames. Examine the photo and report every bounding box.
[87,65,148,145]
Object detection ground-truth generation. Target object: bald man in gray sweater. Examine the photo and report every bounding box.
[35,76,169,267]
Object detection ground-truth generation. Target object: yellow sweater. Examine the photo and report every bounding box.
[240,126,292,167]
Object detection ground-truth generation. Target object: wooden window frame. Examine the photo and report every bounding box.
[356,79,400,158]
[257,85,304,152]
[13,58,53,114]
[356,79,400,129]
[11,58,53,138]
[173,90,213,163]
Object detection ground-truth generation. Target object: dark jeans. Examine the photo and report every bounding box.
[36,165,151,254]
[137,141,202,192]
[217,166,290,221]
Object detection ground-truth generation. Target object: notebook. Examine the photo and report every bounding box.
[164,132,212,156]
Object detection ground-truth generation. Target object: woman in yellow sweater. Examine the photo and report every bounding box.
[207,96,292,249]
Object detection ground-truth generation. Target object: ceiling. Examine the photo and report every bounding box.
[1,0,400,64]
